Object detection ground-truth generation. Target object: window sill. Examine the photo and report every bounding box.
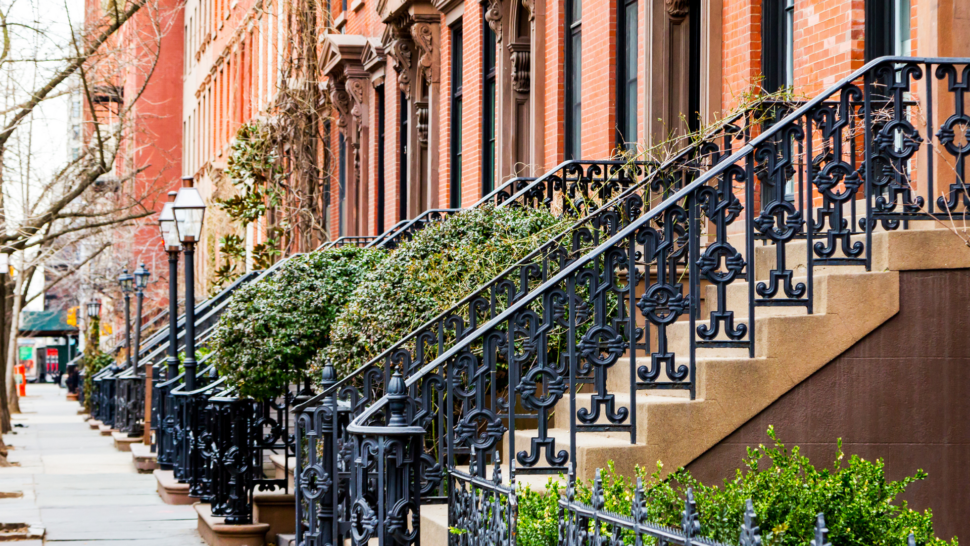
[334,13,346,30]
[351,0,364,12]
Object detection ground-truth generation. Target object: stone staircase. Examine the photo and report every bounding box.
[423,225,969,544]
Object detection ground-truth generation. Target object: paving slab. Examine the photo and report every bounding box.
[1,384,204,544]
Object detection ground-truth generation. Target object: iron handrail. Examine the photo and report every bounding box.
[296,107,752,412]
[346,54,961,434]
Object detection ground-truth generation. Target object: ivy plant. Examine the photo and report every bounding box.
[212,246,386,399]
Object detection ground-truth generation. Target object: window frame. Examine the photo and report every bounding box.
[615,0,637,150]
[565,0,582,160]
[482,21,497,195]
[377,84,386,234]
[450,24,464,208]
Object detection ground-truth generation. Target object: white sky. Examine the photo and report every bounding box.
[3,0,85,310]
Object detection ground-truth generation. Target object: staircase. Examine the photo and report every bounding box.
[295,56,970,546]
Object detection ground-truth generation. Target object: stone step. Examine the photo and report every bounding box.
[130,442,158,473]
[111,431,141,452]
[511,268,900,481]
[195,502,269,546]
[154,469,193,506]
[253,492,294,542]
[269,454,295,491]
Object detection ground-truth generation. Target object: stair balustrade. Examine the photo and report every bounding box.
[295,56,970,546]
[292,107,753,543]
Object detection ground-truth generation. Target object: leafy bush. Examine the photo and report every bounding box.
[82,351,116,412]
[515,428,953,546]
[212,246,386,399]
[321,206,568,378]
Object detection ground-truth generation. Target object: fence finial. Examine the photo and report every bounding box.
[739,499,762,546]
[591,468,605,510]
[682,488,700,544]
[810,513,830,546]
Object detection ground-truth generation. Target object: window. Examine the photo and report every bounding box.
[565,0,582,159]
[763,0,794,93]
[339,133,346,236]
[762,1,797,200]
[616,0,637,149]
[399,92,408,221]
[450,26,463,208]
[483,22,497,195]
[323,119,332,230]
[377,85,386,234]
[866,0,910,61]
[72,100,80,118]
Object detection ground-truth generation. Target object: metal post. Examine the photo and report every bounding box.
[123,292,132,368]
[183,242,197,391]
[167,250,179,380]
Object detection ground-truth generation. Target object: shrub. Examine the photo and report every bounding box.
[515,428,953,546]
[212,246,386,399]
[321,205,568,378]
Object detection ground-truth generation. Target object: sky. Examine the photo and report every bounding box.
[3,0,85,310]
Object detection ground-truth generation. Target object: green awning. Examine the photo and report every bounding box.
[20,310,79,337]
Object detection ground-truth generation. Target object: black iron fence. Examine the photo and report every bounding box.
[293,56,970,545]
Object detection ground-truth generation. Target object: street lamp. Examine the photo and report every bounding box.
[172,177,206,390]
[132,263,150,366]
[118,269,134,368]
[159,191,180,383]
[133,263,152,444]
[86,299,102,318]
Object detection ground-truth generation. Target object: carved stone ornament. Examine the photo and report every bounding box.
[416,102,429,146]
[510,46,530,93]
[485,0,503,42]
[410,22,435,84]
[521,0,535,22]
[348,78,368,128]
[328,80,352,132]
[386,29,414,99]
[666,0,689,22]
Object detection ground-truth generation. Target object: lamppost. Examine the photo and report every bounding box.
[133,263,152,443]
[158,191,180,383]
[118,269,134,368]
[172,177,206,391]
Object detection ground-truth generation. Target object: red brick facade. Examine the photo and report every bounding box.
[182,0,970,261]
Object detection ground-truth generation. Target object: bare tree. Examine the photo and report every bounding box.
[0,0,179,463]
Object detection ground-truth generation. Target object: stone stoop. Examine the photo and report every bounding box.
[98,424,115,436]
[253,492,295,541]
[111,431,141,452]
[195,503,269,546]
[154,469,194,505]
[420,505,449,546]
[269,454,296,491]
[130,442,158,472]
[87,419,102,430]
[506,228,970,482]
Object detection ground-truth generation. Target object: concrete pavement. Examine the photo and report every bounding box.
[0,383,204,544]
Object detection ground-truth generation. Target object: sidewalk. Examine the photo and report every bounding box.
[0,384,204,545]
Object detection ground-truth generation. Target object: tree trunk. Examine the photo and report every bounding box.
[6,271,24,417]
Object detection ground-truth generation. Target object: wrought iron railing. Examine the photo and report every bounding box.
[303,57,969,545]
[291,119,754,543]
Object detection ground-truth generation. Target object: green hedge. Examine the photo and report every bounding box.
[320,205,569,378]
[212,246,386,399]
[514,428,952,546]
